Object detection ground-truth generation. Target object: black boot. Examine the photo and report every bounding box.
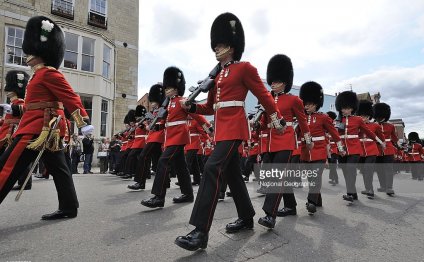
[276,207,297,217]
[225,218,254,233]
[140,195,165,208]
[258,215,276,229]
[128,182,145,190]
[306,202,317,214]
[12,184,32,190]
[175,228,208,251]
[173,194,194,203]
[41,209,77,220]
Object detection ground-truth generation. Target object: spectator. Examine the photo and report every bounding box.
[70,134,82,174]
[82,134,94,174]
[108,135,121,174]
[98,138,109,173]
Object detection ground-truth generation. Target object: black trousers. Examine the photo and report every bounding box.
[359,156,377,192]
[116,149,130,173]
[262,150,293,216]
[0,135,78,210]
[125,148,143,175]
[109,151,119,171]
[151,145,193,198]
[328,153,339,182]
[410,161,421,179]
[190,140,255,232]
[186,149,201,184]
[301,160,325,206]
[134,142,161,183]
[376,155,394,190]
[339,154,360,194]
[243,154,257,178]
[290,154,302,184]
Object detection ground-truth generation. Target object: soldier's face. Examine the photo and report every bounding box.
[271,82,286,93]
[304,103,317,114]
[214,44,233,61]
[150,102,159,109]
[361,115,370,123]
[341,108,353,116]
[165,87,177,97]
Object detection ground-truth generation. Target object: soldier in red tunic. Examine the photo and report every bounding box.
[257,55,312,229]
[407,132,423,180]
[357,101,385,198]
[0,16,93,219]
[335,91,384,203]
[296,81,345,215]
[0,71,30,190]
[176,13,285,251]
[373,103,399,195]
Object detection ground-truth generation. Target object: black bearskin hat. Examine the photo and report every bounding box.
[326,111,337,120]
[4,70,30,99]
[408,132,419,142]
[373,103,391,122]
[135,105,147,117]
[148,84,164,104]
[266,54,294,93]
[126,109,136,123]
[22,16,65,69]
[299,81,324,110]
[356,100,374,118]
[210,12,245,61]
[163,66,185,96]
[123,114,129,125]
[335,91,358,113]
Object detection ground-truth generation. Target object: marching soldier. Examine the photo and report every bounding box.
[296,81,345,214]
[373,103,399,195]
[0,71,30,190]
[335,91,384,203]
[257,54,311,229]
[357,100,385,198]
[0,16,93,219]
[176,13,285,250]
[407,132,423,180]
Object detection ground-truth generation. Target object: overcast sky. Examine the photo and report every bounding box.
[138,0,424,138]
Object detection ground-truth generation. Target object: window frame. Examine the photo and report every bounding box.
[4,26,27,68]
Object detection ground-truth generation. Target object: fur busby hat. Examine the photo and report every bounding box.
[148,84,164,104]
[123,114,129,125]
[299,81,324,110]
[210,12,245,61]
[266,54,294,93]
[135,105,147,117]
[335,91,358,113]
[408,132,420,142]
[356,100,374,118]
[22,16,65,69]
[5,70,30,99]
[326,111,337,120]
[163,66,185,96]
[373,103,391,122]
[126,109,136,123]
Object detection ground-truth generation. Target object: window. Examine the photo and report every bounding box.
[81,37,95,72]
[88,0,107,29]
[51,0,74,19]
[80,96,93,119]
[102,44,111,78]
[100,99,108,136]
[64,32,78,69]
[5,27,27,66]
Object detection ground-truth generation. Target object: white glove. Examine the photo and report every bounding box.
[0,104,12,114]
[81,125,94,136]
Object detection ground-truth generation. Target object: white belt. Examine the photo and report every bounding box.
[302,136,325,142]
[330,142,335,144]
[385,139,391,142]
[165,120,186,127]
[410,153,420,155]
[253,143,259,146]
[259,134,268,138]
[213,101,244,110]
[341,135,358,139]
[267,121,293,128]
[122,141,128,144]
[135,135,148,138]
[360,138,374,142]
[190,133,200,137]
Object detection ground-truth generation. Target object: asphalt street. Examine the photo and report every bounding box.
[1,169,424,262]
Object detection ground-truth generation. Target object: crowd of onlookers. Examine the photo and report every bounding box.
[68,134,122,174]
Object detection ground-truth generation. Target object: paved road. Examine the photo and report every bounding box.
[1,169,423,262]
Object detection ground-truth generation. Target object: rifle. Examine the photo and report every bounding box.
[251,105,265,130]
[15,115,62,201]
[184,64,221,106]
[136,112,155,127]
[148,97,170,130]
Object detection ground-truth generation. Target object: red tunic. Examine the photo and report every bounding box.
[195,62,281,142]
[185,116,210,151]
[338,115,378,156]
[378,122,398,156]
[359,122,385,157]
[131,125,148,149]
[14,67,88,137]
[300,112,341,162]
[408,143,423,162]
[263,93,309,152]
[0,98,24,146]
